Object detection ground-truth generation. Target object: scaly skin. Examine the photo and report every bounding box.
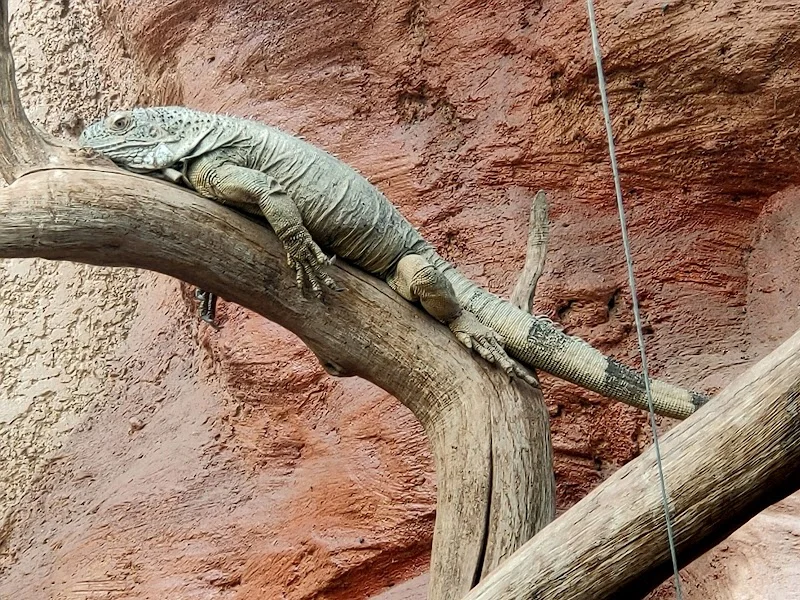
[80,107,709,418]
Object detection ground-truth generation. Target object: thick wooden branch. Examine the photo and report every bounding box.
[0,167,554,598]
[464,327,800,599]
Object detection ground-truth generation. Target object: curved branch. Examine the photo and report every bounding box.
[0,0,64,182]
[0,167,554,598]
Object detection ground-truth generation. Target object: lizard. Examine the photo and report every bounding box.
[79,106,709,419]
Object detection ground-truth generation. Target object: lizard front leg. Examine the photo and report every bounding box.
[388,254,537,386]
[186,159,338,297]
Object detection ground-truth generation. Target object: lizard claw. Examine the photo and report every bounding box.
[195,289,220,328]
[282,227,340,297]
[450,312,538,387]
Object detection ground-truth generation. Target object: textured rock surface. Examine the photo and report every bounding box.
[0,0,142,524]
[1,0,799,598]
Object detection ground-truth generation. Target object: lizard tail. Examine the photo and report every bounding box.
[423,250,708,419]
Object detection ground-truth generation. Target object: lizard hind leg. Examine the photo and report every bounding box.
[388,254,537,386]
[387,254,462,320]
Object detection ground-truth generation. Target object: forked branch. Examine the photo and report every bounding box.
[0,169,554,598]
[0,0,66,181]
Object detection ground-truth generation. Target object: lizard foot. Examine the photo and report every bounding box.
[281,226,341,297]
[449,312,538,387]
[195,289,220,328]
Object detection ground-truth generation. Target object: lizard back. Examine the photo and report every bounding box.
[81,107,430,277]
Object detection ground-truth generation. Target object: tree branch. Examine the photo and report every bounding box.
[0,167,554,598]
[464,328,800,599]
[510,189,549,313]
[0,0,64,182]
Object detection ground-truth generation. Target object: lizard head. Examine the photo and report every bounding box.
[79,108,184,172]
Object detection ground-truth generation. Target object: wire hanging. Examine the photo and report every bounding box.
[584,1,684,597]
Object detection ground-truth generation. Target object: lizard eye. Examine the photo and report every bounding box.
[107,113,132,132]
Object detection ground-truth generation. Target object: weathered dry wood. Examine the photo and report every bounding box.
[509,190,549,313]
[479,384,554,579]
[0,168,553,598]
[464,328,800,599]
[0,0,62,182]
[483,188,555,577]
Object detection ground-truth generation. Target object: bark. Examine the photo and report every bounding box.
[509,190,549,313]
[464,327,800,599]
[0,168,554,598]
[0,0,61,181]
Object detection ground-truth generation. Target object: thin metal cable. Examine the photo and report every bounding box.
[585,1,683,597]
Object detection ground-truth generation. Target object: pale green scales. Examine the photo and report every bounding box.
[80,107,708,419]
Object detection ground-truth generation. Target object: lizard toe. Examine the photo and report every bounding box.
[311,245,331,266]
[454,331,474,350]
[512,362,539,387]
[319,271,340,291]
[293,265,305,290]
[307,274,323,298]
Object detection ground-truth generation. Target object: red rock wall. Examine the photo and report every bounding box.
[2,0,800,598]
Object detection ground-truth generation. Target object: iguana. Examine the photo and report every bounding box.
[79,106,709,419]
